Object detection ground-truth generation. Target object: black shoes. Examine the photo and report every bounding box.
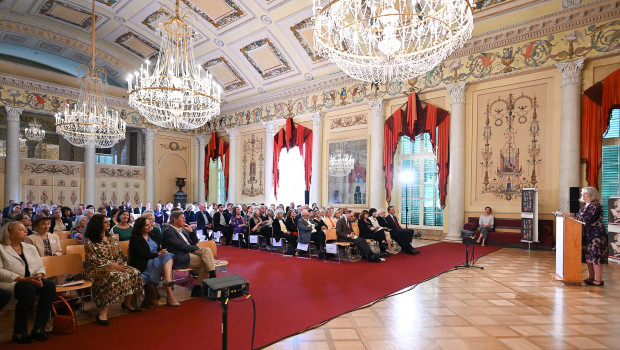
[191,285,202,297]
[30,329,49,341]
[378,252,390,258]
[405,249,420,255]
[209,270,217,279]
[317,250,326,259]
[95,314,109,326]
[121,303,142,313]
[13,333,34,344]
[367,254,383,263]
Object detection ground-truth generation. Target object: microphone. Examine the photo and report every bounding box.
[553,200,571,216]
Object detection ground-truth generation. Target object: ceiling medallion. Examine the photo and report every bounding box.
[127,0,222,129]
[261,15,272,25]
[55,0,126,148]
[215,39,224,46]
[304,73,314,81]
[313,0,475,83]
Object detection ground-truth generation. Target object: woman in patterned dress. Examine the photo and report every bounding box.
[84,214,143,325]
[564,187,608,286]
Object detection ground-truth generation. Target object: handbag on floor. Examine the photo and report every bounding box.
[52,295,77,334]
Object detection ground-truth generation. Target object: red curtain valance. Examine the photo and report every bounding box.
[273,118,313,198]
[204,133,229,199]
[384,93,450,206]
[581,69,620,188]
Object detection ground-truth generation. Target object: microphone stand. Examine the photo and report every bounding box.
[405,185,409,230]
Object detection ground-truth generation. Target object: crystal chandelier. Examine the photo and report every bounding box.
[19,134,27,148]
[56,0,126,148]
[329,150,355,177]
[25,119,45,142]
[313,0,475,83]
[127,0,222,129]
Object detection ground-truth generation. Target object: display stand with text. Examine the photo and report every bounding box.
[552,213,584,284]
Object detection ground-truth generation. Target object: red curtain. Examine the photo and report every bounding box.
[580,69,620,188]
[383,93,451,206]
[273,118,313,198]
[204,133,229,199]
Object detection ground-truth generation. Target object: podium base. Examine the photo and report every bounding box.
[550,273,582,286]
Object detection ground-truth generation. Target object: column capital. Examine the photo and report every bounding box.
[226,128,239,139]
[263,121,277,136]
[446,83,467,104]
[557,59,585,86]
[309,112,323,127]
[5,106,23,121]
[142,128,157,139]
[368,99,385,113]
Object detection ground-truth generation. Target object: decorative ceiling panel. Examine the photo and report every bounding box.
[38,0,101,29]
[139,8,207,44]
[114,32,158,59]
[182,0,245,29]
[290,17,325,64]
[202,56,249,92]
[239,38,292,80]
[36,40,66,54]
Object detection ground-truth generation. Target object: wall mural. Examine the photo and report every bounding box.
[0,19,618,135]
[198,19,619,133]
[241,134,264,197]
[479,93,541,201]
[23,175,80,207]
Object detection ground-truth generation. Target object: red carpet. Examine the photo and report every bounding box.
[4,242,500,349]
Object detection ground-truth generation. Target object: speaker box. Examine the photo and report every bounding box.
[569,187,580,213]
[304,190,310,205]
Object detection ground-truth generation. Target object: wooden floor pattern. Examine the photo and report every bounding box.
[1,240,618,349]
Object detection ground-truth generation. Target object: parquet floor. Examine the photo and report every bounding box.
[1,240,618,349]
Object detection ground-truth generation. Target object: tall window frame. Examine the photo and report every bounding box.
[601,109,620,225]
[217,158,226,205]
[397,133,443,228]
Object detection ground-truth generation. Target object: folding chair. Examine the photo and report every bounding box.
[197,240,228,275]
[324,229,352,263]
[41,254,93,312]
[60,238,80,254]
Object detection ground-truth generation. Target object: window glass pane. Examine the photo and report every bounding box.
[601,109,620,225]
[604,109,620,138]
[401,136,414,155]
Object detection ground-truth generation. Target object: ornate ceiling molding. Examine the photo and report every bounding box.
[0,17,133,72]
[452,0,620,59]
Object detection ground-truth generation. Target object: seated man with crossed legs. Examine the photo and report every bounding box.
[162,211,216,297]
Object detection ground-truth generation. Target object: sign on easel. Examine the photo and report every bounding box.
[521,188,538,243]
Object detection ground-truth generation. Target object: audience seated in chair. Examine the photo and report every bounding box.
[273,209,297,255]
[25,217,62,257]
[335,210,382,263]
[162,211,217,298]
[381,206,420,255]
[357,210,390,258]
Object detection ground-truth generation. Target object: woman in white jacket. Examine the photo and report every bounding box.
[0,221,56,343]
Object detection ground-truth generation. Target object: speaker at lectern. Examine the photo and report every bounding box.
[553,212,584,284]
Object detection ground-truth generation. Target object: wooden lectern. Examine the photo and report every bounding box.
[553,213,584,284]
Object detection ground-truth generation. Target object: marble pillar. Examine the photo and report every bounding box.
[227,128,239,204]
[368,100,386,210]
[310,113,323,206]
[445,83,467,241]
[143,128,157,206]
[193,136,200,202]
[5,107,23,202]
[84,145,96,205]
[263,121,276,205]
[197,134,208,203]
[556,59,585,208]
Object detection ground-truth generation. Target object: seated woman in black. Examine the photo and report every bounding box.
[358,210,389,258]
[284,209,298,236]
[273,209,297,255]
[128,217,178,308]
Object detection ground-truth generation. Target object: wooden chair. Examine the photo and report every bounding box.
[197,240,228,275]
[325,228,352,263]
[57,231,72,239]
[60,238,80,254]
[66,245,85,261]
[118,240,130,259]
[41,254,93,311]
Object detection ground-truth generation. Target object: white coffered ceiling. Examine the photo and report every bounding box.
[0,0,339,103]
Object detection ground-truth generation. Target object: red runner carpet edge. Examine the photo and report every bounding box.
[4,242,501,350]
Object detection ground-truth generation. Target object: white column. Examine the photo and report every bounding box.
[445,83,467,241]
[193,136,200,202]
[263,121,276,205]
[557,59,585,208]
[310,113,324,206]
[197,134,209,203]
[368,100,386,210]
[142,128,157,206]
[84,145,96,205]
[4,107,23,202]
[227,128,239,204]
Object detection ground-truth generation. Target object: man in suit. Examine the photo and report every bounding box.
[223,203,234,217]
[105,201,115,218]
[133,202,146,216]
[336,210,382,262]
[2,200,15,217]
[162,211,216,297]
[196,204,213,239]
[294,205,308,227]
[213,204,231,244]
[296,209,316,257]
[383,206,420,255]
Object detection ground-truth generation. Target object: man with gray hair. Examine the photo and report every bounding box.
[336,210,382,263]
